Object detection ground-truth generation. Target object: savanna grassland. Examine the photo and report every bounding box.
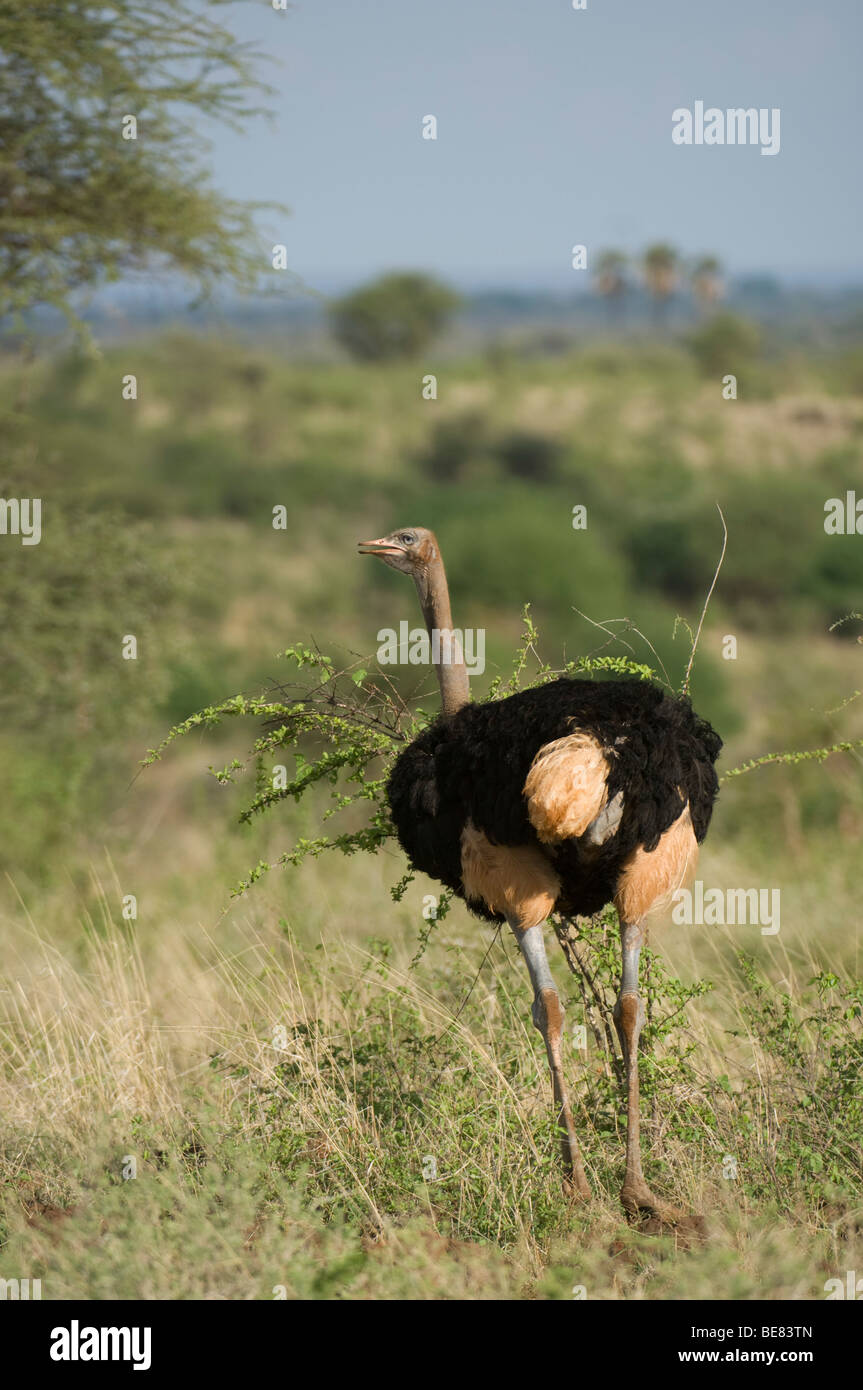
[1,333,862,1299]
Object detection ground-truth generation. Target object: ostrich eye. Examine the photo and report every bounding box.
[400,533,415,545]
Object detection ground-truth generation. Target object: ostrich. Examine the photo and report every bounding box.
[358,526,722,1224]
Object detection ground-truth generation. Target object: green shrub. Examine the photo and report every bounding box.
[329,273,461,362]
[687,312,762,377]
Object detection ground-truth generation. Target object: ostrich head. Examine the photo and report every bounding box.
[357,527,439,578]
[357,526,470,715]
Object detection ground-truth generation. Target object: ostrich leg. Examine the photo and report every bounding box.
[510,920,591,1199]
[613,919,682,1224]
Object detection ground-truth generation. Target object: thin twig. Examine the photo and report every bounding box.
[553,917,622,1085]
[621,621,672,691]
[572,607,637,656]
[682,503,728,698]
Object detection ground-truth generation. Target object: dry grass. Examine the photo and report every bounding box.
[1,763,861,1298]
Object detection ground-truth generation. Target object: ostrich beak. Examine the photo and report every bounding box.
[357,537,404,556]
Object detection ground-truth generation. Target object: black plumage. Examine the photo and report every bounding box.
[387,676,722,922]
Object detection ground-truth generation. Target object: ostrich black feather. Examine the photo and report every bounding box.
[387,676,722,922]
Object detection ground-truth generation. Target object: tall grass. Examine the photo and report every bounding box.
[1,814,861,1298]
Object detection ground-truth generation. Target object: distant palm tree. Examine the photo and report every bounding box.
[691,256,723,314]
[642,243,679,325]
[594,248,630,320]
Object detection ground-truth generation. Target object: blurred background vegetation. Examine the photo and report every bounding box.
[2,311,861,884]
[2,314,862,1296]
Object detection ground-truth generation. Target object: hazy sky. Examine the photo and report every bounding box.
[209,0,862,290]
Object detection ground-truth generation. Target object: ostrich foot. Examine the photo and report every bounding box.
[621,1181,706,1243]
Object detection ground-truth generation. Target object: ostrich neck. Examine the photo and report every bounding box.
[413,558,471,716]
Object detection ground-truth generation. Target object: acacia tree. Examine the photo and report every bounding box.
[0,0,279,327]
